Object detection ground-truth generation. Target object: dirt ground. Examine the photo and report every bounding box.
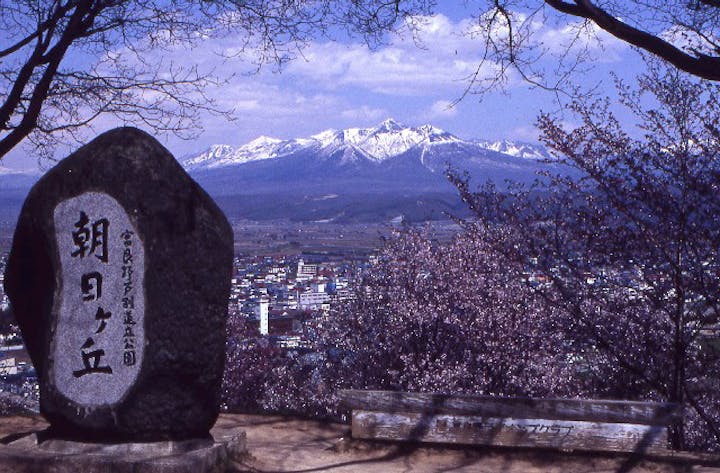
[214,414,720,473]
[3,413,720,472]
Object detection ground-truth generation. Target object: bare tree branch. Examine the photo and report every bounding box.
[460,1,720,98]
[556,0,720,80]
[0,0,434,163]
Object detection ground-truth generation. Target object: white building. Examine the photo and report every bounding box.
[296,259,318,282]
[299,291,329,310]
[255,297,270,335]
[0,357,17,376]
[311,280,327,294]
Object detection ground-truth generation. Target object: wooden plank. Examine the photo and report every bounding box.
[352,410,670,454]
[338,390,680,426]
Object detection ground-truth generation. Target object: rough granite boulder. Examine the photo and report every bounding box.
[4,127,233,441]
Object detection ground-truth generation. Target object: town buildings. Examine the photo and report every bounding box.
[228,254,364,348]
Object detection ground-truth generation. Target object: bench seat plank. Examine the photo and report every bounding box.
[352,410,670,453]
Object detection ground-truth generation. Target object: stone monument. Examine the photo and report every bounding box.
[3,127,233,445]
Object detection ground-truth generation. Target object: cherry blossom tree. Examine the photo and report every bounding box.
[452,61,720,450]
[313,228,577,407]
[221,312,285,412]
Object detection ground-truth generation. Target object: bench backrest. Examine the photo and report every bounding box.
[338,390,681,454]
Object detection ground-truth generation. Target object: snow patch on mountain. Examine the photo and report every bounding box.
[307,118,450,161]
[358,119,460,160]
[296,118,462,162]
[184,136,283,169]
[474,139,552,160]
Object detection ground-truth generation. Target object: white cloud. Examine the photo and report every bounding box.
[285,14,501,96]
[424,99,458,120]
[109,11,630,108]
[340,105,388,122]
[282,13,629,96]
[508,125,540,143]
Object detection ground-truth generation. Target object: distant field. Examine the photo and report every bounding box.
[0,220,462,256]
[213,191,471,224]
[232,220,461,256]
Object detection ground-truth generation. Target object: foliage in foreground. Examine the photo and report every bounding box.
[452,61,720,450]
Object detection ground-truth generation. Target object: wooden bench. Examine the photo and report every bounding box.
[337,390,681,454]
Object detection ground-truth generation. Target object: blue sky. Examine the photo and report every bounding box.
[2,4,647,171]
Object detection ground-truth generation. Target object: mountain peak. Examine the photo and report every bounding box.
[246,135,282,147]
[375,118,405,132]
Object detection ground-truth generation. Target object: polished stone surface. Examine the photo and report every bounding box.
[52,192,145,406]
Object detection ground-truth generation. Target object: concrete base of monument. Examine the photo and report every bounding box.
[0,429,247,473]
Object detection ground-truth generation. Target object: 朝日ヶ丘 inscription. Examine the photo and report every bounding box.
[52,192,145,406]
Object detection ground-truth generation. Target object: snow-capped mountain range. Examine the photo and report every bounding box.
[180,119,564,222]
[182,118,552,171]
[0,120,564,223]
